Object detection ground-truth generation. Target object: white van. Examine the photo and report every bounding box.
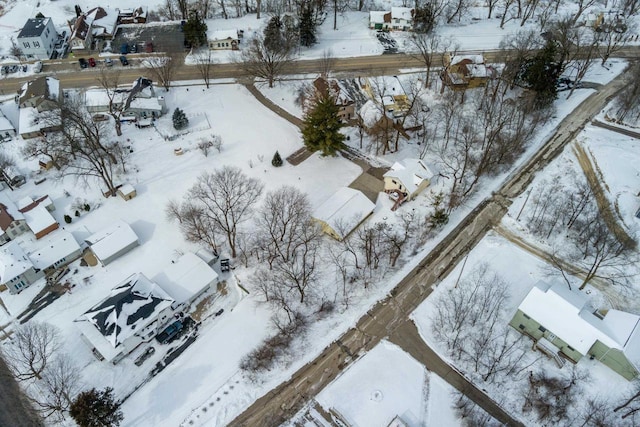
[33,61,43,73]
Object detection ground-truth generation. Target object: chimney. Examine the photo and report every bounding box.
[75,5,82,17]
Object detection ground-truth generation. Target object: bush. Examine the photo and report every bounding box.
[64,215,72,224]
[83,203,90,211]
[271,151,283,167]
[172,108,189,130]
[75,210,80,217]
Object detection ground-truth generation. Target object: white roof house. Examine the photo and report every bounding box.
[517,281,640,376]
[76,273,174,362]
[207,29,239,41]
[85,220,139,266]
[0,242,33,284]
[391,7,414,21]
[313,188,376,240]
[21,204,57,239]
[28,230,81,271]
[384,158,434,199]
[369,11,388,25]
[154,252,219,310]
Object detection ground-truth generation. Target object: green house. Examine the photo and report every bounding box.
[510,281,640,380]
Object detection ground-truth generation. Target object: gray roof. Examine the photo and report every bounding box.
[17,18,51,39]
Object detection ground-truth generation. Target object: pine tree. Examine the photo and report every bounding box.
[521,39,562,108]
[263,16,284,53]
[70,387,124,427]
[183,11,208,48]
[272,151,283,167]
[299,8,317,47]
[172,108,189,130]
[302,95,345,156]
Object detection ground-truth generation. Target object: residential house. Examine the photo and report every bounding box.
[118,7,148,24]
[17,196,58,240]
[154,252,219,313]
[123,77,166,119]
[17,17,58,60]
[441,54,493,91]
[369,7,414,31]
[510,281,640,380]
[358,99,410,147]
[27,230,82,275]
[383,158,434,210]
[207,29,240,50]
[0,111,16,141]
[359,76,410,118]
[84,88,128,114]
[17,76,61,139]
[0,192,28,245]
[85,220,139,266]
[86,7,119,40]
[0,242,43,294]
[312,187,376,241]
[68,14,92,52]
[311,77,355,122]
[75,273,175,363]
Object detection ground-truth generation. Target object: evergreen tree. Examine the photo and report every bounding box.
[272,151,283,167]
[302,95,345,156]
[263,16,284,53]
[35,12,45,19]
[172,108,189,130]
[183,11,208,48]
[299,7,317,47]
[521,39,562,108]
[70,387,124,427]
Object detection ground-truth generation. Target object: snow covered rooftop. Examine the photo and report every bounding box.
[384,159,434,195]
[391,7,413,21]
[127,97,163,111]
[207,29,239,40]
[518,281,640,356]
[0,242,32,283]
[84,89,128,109]
[21,204,57,236]
[313,187,375,240]
[154,252,218,305]
[0,191,24,231]
[119,183,135,195]
[0,111,15,133]
[29,230,80,270]
[369,11,388,24]
[85,220,139,264]
[79,273,174,349]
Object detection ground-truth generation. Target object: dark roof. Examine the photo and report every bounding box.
[0,204,14,232]
[17,18,51,39]
[70,15,90,41]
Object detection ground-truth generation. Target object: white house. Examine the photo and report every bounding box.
[312,187,376,241]
[207,29,240,50]
[383,158,434,210]
[17,76,62,139]
[75,273,175,363]
[85,220,139,266]
[28,230,82,275]
[369,7,414,31]
[87,7,119,40]
[0,242,43,294]
[17,17,58,60]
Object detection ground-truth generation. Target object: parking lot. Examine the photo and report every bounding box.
[110,23,184,55]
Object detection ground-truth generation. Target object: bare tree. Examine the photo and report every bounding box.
[408,32,441,88]
[194,50,215,89]
[143,54,178,91]
[3,322,60,381]
[166,199,220,254]
[31,356,82,420]
[596,23,635,66]
[95,67,125,136]
[187,166,264,258]
[237,33,295,88]
[615,380,640,422]
[9,37,24,62]
[612,63,640,123]
[319,49,335,78]
[523,367,589,423]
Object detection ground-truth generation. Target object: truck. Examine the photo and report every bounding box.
[155,320,183,344]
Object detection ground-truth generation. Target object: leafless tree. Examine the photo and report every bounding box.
[187,166,264,258]
[22,137,66,171]
[3,322,60,381]
[613,63,640,123]
[523,367,589,423]
[237,33,295,88]
[453,392,502,426]
[194,50,215,89]
[596,23,635,66]
[615,380,640,423]
[499,0,518,28]
[445,0,471,23]
[156,0,178,20]
[39,97,126,196]
[408,32,441,88]
[143,54,178,91]
[31,356,82,420]
[498,30,543,89]
[620,0,640,17]
[575,397,616,427]
[319,49,335,78]
[95,66,125,136]
[9,37,23,62]
[166,199,220,254]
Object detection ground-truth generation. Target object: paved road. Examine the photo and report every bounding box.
[229,63,634,427]
[592,118,640,139]
[0,354,44,427]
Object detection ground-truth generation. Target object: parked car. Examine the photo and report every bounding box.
[120,43,129,55]
[88,57,96,67]
[215,309,224,317]
[102,40,112,53]
[104,58,113,67]
[10,175,26,187]
[119,55,129,66]
[134,347,155,366]
[156,320,183,344]
[92,113,109,122]
[33,61,43,73]
[78,58,88,69]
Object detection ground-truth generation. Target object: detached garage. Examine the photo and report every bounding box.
[85,220,139,266]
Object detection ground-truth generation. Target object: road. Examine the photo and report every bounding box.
[229,63,633,426]
[0,354,44,427]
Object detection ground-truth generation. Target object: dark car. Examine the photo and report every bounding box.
[78,58,88,69]
[156,320,183,344]
[88,57,96,67]
[134,347,155,366]
[120,43,129,55]
[119,55,129,66]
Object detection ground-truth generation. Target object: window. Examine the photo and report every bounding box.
[523,313,530,319]
[23,41,30,49]
[567,345,575,351]
[392,180,397,184]
[19,225,26,232]
[45,29,49,37]
[518,324,525,330]
[33,41,40,48]
[538,325,547,333]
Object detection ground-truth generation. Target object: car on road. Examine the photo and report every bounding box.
[78,58,88,69]
[88,57,96,67]
[104,58,113,67]
[119,55,129,66]
[156,320,183,344]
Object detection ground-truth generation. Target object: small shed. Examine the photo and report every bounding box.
[85,220,139,266]
[117,183,136,201]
